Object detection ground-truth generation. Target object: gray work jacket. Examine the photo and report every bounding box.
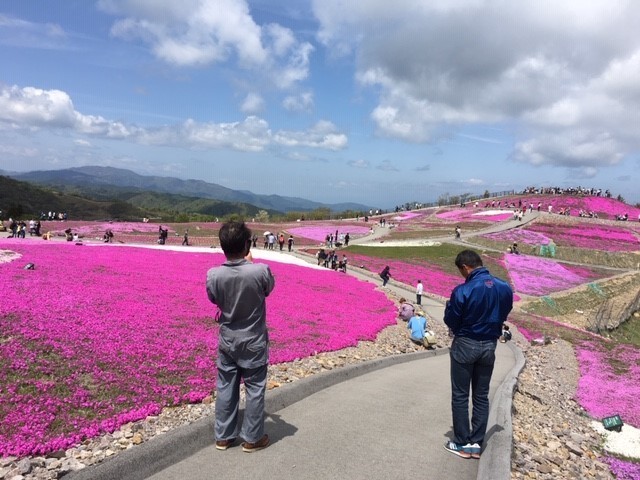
[206,258,275,368]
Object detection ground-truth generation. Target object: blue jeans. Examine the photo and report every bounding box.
[449,336,496,446]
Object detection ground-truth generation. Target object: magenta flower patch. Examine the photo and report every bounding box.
[526,223,639,252]
[479,195,640,220]
[435,209,513,222]
[0,240,395,456]
[287,225,371,242]
[504,254,605,296]
[576,343,640,429]
[482,229,552,246]
[393,212,422,220]
[346,253,463,298]
[603,456,640,480]
[47,221,165,236]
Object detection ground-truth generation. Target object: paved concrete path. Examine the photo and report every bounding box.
[145,344,516,480]
[69,342,519,480]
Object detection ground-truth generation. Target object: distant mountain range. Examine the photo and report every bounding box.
[8,166,370,213]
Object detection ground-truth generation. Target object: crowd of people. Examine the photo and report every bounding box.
[323,230,350,248]
[157,226,169,245]
[39,211,69,221]
[316,249,348,272]
[521,186,611,197]
[3,218,42,238]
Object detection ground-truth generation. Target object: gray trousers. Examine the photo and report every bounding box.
[215,350,267,443]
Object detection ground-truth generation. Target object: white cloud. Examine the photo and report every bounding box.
[273,120,347,150]
[0,86,134,138]
[271,41,313,89]
[465,178,485,186]
[282,92,314,112]
[0,14,67,49]
[348,159,370,168]
[0,144,38,157]
[376,160,398,172]
[73,139,92,147]
[512,131,624,168]
[241,92,265,114]
[99,0,311,89]
[0,86,76,127]
[0,84,347,153]
[312,0,640,171]
[180,116,271,152]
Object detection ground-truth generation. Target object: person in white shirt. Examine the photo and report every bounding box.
[416,279,424,305]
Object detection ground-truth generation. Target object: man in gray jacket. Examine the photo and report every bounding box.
[206,221,275,452]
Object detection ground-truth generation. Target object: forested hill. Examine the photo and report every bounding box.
[11,166,370,213]
[0,176,278,221]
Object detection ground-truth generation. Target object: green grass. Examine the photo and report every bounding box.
[508,311,596,344]
[384,229,453,240]
[522,274,640,319]
[471,235,640,269]
[604,314,640,348]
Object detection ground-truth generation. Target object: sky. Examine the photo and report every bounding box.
[1,0,640,209]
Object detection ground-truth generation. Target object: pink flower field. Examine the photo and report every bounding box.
[286,225,371,242]
[604,457,640,480]
[481,229,553,246]
[576,342,640,429]
[435,208,513,223]
[514,315,640,477]
[346,253,462,299]
[485,195,640,220]
[503,254,606,296]
[392,212,422,221]
[46,221,166,236]
[0,239,396,456]
[526,223,639,252]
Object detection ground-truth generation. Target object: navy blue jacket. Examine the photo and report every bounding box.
[444,267,513,341]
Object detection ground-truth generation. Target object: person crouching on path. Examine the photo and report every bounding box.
[206,221,275,453]
[407,310,427,346]
[443,249,513,459]
[398,298,415,322]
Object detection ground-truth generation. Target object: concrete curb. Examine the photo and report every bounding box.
[476,340,526,480]
[66,348,449,480]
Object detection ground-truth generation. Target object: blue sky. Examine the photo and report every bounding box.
[1,0,640,208]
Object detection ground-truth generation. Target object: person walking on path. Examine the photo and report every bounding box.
[379,265,391,287]
[206,221,275,453]
[443,249,513,459]
[287,235,294,252]
[182,229,189,246]
[416,279,423,305]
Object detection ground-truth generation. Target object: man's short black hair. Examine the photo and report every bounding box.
[455,249,483,269]
[218,221,252,257]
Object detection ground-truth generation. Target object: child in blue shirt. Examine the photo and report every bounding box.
[407,310,428,346]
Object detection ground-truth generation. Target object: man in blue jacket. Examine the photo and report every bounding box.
[443,250,513,459]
